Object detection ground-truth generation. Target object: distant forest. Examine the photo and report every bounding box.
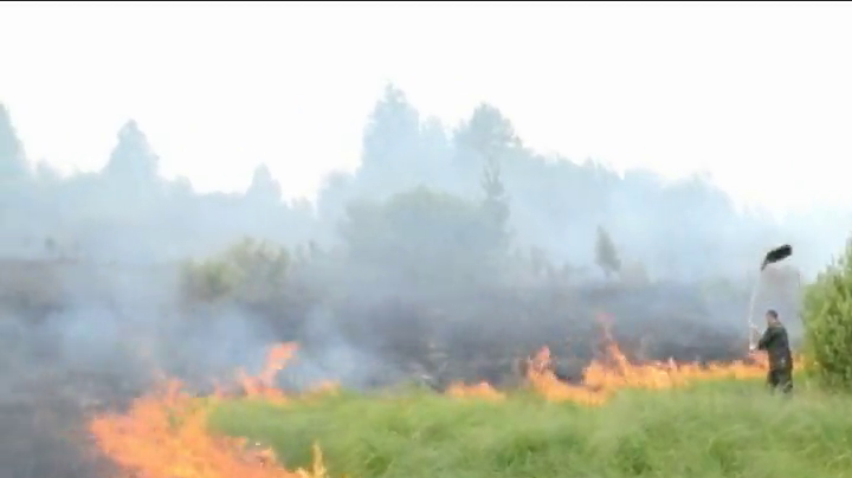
[0,85,842,281]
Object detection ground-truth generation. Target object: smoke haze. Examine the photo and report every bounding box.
[0,84,839,476]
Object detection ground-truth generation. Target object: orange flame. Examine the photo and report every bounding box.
[525,338,777,406]
[234,343,300,404]
[91,333,790,477]
[90,343,335,478]
[446,381,505,400]
[89,379,328,478]
[516,314,780,405]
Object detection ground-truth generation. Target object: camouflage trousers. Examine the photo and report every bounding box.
[766,367,793,395]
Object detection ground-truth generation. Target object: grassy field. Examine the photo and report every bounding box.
[207,378,852,478]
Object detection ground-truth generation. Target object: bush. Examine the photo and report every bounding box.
[802,238,852,390]
[181,238,290,304]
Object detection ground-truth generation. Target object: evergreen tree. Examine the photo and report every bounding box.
[0,103,28,181]
[595,226,621,279]
[803,238,852,390]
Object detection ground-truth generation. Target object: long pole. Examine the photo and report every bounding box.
[747,274,762,350]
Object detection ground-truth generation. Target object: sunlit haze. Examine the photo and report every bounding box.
[1,1,851,215]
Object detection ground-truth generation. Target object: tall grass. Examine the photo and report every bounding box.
[209,379,852,478]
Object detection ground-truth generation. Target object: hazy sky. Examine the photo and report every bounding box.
[0,1,850,215]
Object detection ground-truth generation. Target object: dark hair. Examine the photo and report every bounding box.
[766,309,779,319]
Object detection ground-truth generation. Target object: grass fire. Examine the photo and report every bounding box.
[87,332,843,478]
[4,31,852,478]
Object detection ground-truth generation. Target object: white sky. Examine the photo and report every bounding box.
[0,1,851,216]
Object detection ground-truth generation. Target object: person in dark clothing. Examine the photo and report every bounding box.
[753,309,793,394]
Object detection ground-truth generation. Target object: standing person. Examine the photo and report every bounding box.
[752,309,794,394]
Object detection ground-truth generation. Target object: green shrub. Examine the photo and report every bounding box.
[802,238,852,390]
[181,238,290,304]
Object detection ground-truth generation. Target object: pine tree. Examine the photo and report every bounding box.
[0,103,28,181]
[595,226,621,279]
[103,120,160,186]
[480,156,510,253]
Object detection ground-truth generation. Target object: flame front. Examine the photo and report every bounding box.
[89,381,326,478]
[526,340,775,406]
[90,343,332,478]
[90,334,783,477]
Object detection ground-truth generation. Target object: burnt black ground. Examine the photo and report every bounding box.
[0,319,136,478]
[0,377,119,478]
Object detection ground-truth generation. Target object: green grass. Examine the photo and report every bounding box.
[208,379,852,478]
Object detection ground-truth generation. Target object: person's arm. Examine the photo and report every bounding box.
[757,327,776,351]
